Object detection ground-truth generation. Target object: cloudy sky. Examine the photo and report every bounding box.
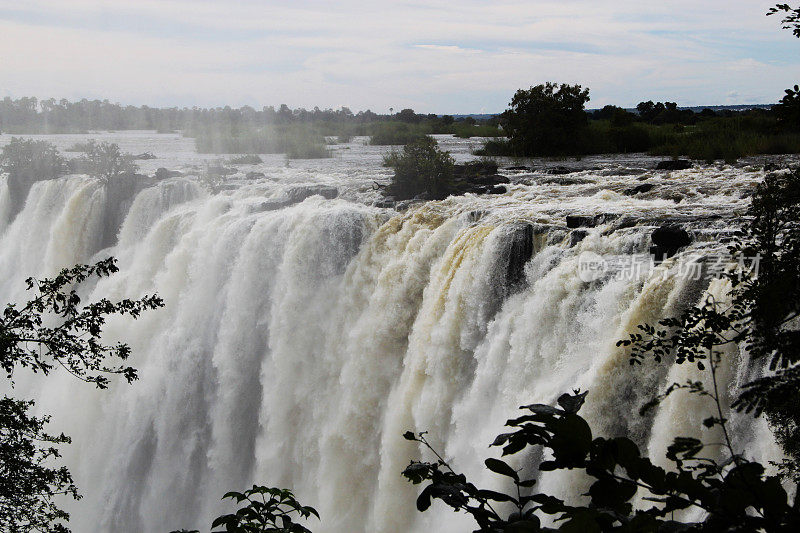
[0,0,797,113]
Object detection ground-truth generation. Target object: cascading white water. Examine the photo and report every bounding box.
[0,135,785,532]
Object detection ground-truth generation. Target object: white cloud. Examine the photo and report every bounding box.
[0,0,796,112]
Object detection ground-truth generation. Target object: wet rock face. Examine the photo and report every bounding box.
[154,168,182,180]
[286,185,338,203]
[656,160,692,171]
[101,172,156,249]
[566,213,618,228]
[650,225,692,261]
[624,183,654,196]
[505,223,535,291]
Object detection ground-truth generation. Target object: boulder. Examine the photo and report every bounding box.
[656,159,692,171]
[453,160,499,178]
[133,152,157,160]
[250,198,294,213]
[566,215,596,229]
[651,225,692,261]
[547,166,577,175]
[541,176,594,185]
[375,199,396,209]
[566,214,617,228]
[570,230,588,246]
[246,171,266,179]
[154,168,182,180]
[652,225,692,248]
[286,185,338,203]
[623,183,655,196]
[504,166,531,171]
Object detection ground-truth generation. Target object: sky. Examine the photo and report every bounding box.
[0,0,798,114]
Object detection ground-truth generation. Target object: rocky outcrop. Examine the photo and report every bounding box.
[505,223,535,291]
[100,172,156,249]
[286,185,338,203]
[623,183,654,195]
[154,168,182,180]
[566,213,617,228]
[656,160,692,171]
[650,225,692,261]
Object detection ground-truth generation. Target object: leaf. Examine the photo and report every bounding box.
[485,458,519,480]
[557,391,588,414]
[476,489,517,503]
[416,486,433,511]
[519,403,561,416]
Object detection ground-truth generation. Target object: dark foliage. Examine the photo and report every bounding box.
[0,258,163,531]
[500,82,591,156]
[66,140,137,181]
[0,138,66,182]
[0,138,67,218]
[383,136,455,200]
[403,390,800,532]
[0,257,164,388]
[172,486,319,533]
[0,398,77,533]
[774,85,800,129]
[769,3,800,37]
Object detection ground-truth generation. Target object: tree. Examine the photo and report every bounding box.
[0,258,163,531]
[383,136,455,200]
[67,140,137,181]
[774,84,800,129]
[0,398,76,533]
[0,138,67,218]
[396,109,421,124]
[500,82,590,156]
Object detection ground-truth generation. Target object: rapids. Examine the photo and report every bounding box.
[0,132,790,532]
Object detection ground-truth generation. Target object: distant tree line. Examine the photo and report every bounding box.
[0,98,492,136]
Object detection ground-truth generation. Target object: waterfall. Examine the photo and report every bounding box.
[0,170,780,533]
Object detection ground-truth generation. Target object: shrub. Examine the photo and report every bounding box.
[171,486,319,533]
[0,138,66,217]
[67,140,137,180]
[383,136,454,200]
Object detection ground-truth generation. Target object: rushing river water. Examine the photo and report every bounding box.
[0,131,792,532]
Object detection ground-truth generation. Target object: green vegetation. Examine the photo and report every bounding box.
[478,102,800,162]
[171,486,319,533]
[0,258,163,532]
[67,140,137,180]
[382,136,454,200]
[500,82,591,156]
[63,142,94,153]
[0,138,66,183]
[0,138,67,218]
